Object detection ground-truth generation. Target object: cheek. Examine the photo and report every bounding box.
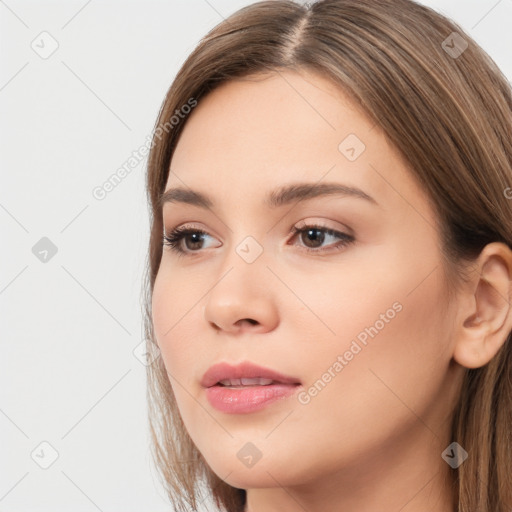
[311,238,452,363]
[283,244,451,417]
[294,260,453,453]
[151,268,200,376]
[152,260,204,337]
[151,271,173,350]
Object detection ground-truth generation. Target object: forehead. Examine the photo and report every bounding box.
[165,70,430,219]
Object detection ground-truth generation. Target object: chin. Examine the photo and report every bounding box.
[220,467,283,490]
[204,450,308,490]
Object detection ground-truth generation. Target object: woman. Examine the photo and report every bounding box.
[142,1,512,511]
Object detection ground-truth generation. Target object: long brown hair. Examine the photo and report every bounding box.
[142,1,512,510]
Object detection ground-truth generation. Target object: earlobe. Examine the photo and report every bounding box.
[452,242,512,370]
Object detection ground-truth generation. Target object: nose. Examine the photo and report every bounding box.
[203,251,279,335]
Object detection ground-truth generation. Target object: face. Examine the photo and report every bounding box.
[151,69,463,492]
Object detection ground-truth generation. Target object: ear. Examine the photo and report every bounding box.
[452,242,512,369]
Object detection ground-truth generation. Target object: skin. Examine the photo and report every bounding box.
[151,69,512,512]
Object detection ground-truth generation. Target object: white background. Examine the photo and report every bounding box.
[1,0,511,510]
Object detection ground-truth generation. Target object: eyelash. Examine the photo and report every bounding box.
[162,222,355,257]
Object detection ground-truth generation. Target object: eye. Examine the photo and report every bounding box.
[288,222,355,254]
[162,221,355,257]
[163,224,219,256]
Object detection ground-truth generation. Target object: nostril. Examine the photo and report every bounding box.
[238,318,258,326]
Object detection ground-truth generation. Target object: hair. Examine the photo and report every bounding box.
[141,1,512,510]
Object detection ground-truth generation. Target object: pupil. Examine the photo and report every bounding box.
[186,233,203,250]
[303,228,324,248]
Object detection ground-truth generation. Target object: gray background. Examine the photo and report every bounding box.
[1,0,511,510]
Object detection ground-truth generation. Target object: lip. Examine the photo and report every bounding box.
[201,361,302,414]
[201,361,301,388]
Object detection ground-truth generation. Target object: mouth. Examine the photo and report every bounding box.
[201,362,302,414]
[217,377,296,387]
[200,361,302,389]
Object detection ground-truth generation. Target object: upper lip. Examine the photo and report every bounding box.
[201,361,302,388]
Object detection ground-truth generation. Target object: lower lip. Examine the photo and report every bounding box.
[205,383,301,413]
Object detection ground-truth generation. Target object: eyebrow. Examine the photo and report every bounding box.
[158,182,378,210]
